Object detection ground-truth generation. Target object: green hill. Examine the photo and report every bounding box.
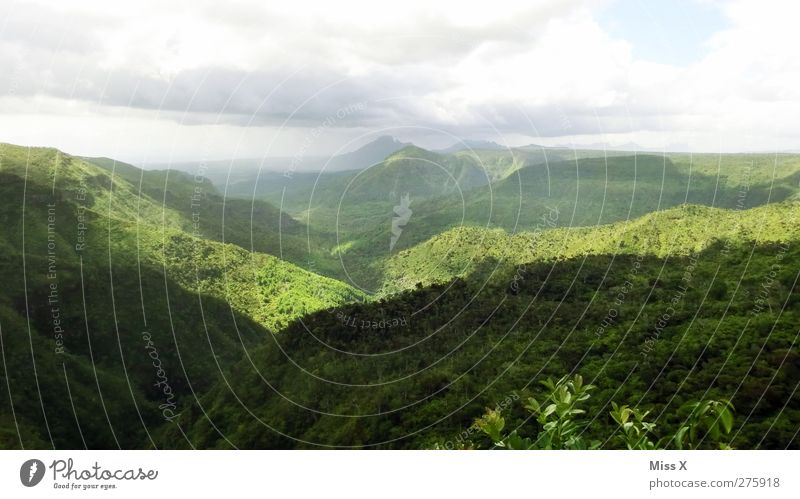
[0,143,364,449]
[235,149,800,291]
[81,156,345,279]
[155,240,800,449]
[380,202,800,294]
[2,142,799,450]
[400,153,800,246]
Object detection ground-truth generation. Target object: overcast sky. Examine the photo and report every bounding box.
[1,0,798,163]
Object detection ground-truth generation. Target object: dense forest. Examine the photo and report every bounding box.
[154,242,799,449]
[0,141,798,449]
[0,144,359,448]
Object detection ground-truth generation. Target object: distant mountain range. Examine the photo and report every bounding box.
[437,139,507,153]
[326,135,410,171]
[149,135,409,189]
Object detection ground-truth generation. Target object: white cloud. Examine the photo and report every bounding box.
[0,0,799,159]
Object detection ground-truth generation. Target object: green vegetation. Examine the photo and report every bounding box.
[155,241,799,449]
[1,142,799,450]
[215,147,800,291]
[81,156,344,279]
[468,375,735,450]
[0,143,363,449]
[380,202,800,294]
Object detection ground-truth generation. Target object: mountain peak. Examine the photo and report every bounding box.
[386,144,439,161]
[370,135,403,145]
[439,139,506,154]
[325,135,410,171]
[345,135,408,155]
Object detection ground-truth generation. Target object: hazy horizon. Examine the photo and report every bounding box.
[5,134,800,169]
[2,0,799,164]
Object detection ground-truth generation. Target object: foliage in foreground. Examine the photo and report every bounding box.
[1,143,798,450]
[157,241,798,450]
[467,375,734,450]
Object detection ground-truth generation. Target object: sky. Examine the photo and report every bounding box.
[0,0,799,163]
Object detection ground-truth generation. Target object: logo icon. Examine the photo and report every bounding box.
[390,193,412,251]
[20,459,45,487]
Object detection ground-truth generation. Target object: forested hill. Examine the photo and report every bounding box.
[1,142,798,450]
[234,147,800,291]
[379,153,800,255]
[0,143,363,448]
[156,240,799,449]
[80,155,345,279]
[380,202,800,294]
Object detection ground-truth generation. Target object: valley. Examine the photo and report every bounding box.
[1,139,799,449]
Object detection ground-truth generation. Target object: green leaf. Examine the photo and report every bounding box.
[719,408,734,434]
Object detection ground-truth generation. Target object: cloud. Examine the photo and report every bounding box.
[0,0,799,158]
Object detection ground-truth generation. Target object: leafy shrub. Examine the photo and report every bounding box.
[472,375,734,450]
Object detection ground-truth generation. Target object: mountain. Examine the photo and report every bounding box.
[220,149,800,291]
[0,143,364,449]
[80,156,347,280]
[325,135,410,171]
[284,145,518,290]
[550,141,650,151]
[156,135,410,193]
[339,145,490,202]
[2,141,799,450]
[235,145,537,215]
[154,237,800,449]
[438,139,506,153]
[383,152,800,255]
[380,202,800,294]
